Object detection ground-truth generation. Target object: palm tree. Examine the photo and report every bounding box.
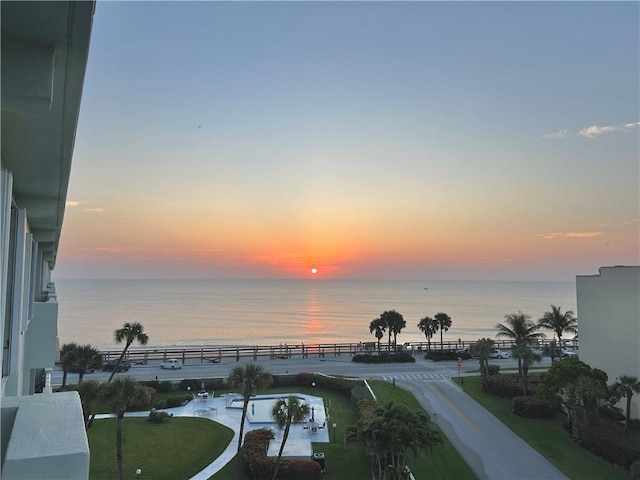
[610,375,640,432]
[511,345,541,395]
[496,312,545,377]
[108,322,149,383]
[381,310,405,352]
[417,316,439,352]
[369,318,386,354]
[59,342,78,388]
[228,363,272,453]
[434,312,452,351]
[102,377,151,480]
[75,380,102,428]
[574,375,608,426]
[74,344,102,383]
[345,401,442,480]
[543,339,562,364]
[538,305,578,348]
[270,396,311,480]
[471,338,495,391]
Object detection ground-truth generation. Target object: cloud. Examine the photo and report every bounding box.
[541,129,568,139]
[65,201,80,207]
[538,231,603,240]
[579,121,639,139]
[83,208,104,213]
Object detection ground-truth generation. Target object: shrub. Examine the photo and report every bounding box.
[242,429,275,480]
[155,394,192,410]
[598,404,625,421]
[357,399,378,421]
[572,414,640,469]
[147,409,171,423]
[351,386,375,412]
[512,396,554,419]
[630,459,640,480]
[352,353,415,364]
[278,459,322,480]
[292,372,361,395]
[487,364,500,376]
[484,374,522,398]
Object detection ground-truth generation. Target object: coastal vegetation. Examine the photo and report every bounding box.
[496,311,545,377]
[538,305,578,348]
[270,396,312,480]
[108,322,149,383]
[417,315,438,352]
[609,375,640,432]
[369,310,406,353]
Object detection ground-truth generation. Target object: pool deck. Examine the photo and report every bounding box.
[94,392,329,478]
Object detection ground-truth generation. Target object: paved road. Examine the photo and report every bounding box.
[54,355,566,479]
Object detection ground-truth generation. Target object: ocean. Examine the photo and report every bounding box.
[54,279,576,350]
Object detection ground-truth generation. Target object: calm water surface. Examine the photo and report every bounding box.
[55,279,576,349]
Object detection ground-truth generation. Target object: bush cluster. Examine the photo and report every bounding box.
[352,353,415,364]
[147,409,172,423]
[241,429,321,480]
[351,385,376,412]
[291,372,362,395]
[487,364,500,376]
[572,413,640,469]
[597,404,625,421]
[512,396,554,419]
[154,394,192,410]
[484,374,523,398]
[425,350,470,361]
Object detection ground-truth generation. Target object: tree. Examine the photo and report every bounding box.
[75,380,102,428]
[609,375,640,432]
[496,312,545,377]
[511,345,541,396]
[538,305,578,348]
[417,316,439,352]
[369,318,386,354]
[74,344,102,383]
[381,310,406,352]
[228,363,272,453]
[539,358,608,428]
[543,339,562,364]
[59,342,78,388]
[102,377,151,480]
[434,312,452,352]
[270,396,311,480]
[471,338,495,391]
[108,322,149,383]
[345,401,442,480]
[574,375,608,425]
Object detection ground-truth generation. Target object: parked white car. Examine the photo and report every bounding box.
[562,349,579,359]
[489,349,510,359]
[160,359,182,369]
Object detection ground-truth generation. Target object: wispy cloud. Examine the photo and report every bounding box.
[83,208,104,213]
[65,201,80,207]
[541,129,568,139]
[579,121,639,139]
[538,231,603,240]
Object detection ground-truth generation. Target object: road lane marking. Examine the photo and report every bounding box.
[426,383,483,437]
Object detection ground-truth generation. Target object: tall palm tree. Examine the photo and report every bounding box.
[610,375,640,432]
[496,312,545,377]
[417,316,439,352]
[434,312,452,351]
[74,344,102,383]
[381,310,405,352]
[108,322,149,383]
[471,338,495,391]
[538,305,578,348]
[369,318,386,354]
[102,377,150,480]
[270,396,311,480]
[228,363,272,453]
[59,342,78,388]
[75,380,102,428]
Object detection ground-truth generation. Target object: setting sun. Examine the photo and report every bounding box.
[311,268,318,275]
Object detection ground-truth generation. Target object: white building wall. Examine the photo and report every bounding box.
[577,266,640,419]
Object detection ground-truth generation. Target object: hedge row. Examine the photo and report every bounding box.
[352,353,416,364]
[484,374,542,398]
[512,396,554,419]
[571,411,640,469]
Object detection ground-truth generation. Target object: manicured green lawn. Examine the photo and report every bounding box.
[369,380,476,480]
[453,376,628,480]
[88,417,233,480]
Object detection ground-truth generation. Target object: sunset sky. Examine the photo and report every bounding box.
[56,1,639,281]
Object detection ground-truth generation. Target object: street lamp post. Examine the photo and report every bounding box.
[332,423,337,444]
[135,468,141,479]
[312,382,315,397]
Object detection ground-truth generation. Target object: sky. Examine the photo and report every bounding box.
[56,1,640,281]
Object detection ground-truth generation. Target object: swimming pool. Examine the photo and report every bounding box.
[227,395,308,423]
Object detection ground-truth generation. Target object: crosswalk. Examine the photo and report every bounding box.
[380,372,453,382]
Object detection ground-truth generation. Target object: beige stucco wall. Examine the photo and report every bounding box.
[577,266,640,419]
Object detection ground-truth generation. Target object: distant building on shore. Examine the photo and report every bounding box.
[576,265,640,420]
